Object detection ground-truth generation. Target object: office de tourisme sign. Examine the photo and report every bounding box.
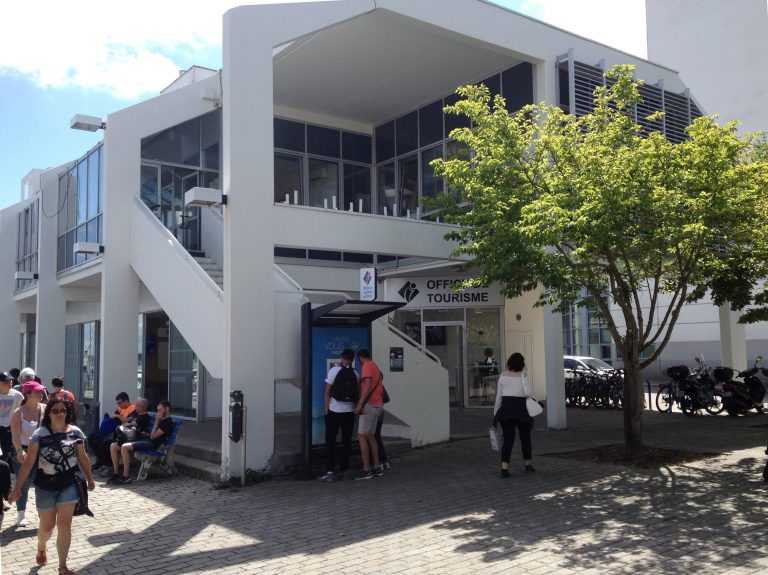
[388,277,503,309]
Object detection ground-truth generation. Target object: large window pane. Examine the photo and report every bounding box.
[67,168,77,231]
[446,140,471,202]
[467,308,501,407]
[343,164,371,212]
[98,147,103,213]
[419,101,443,147]
[140,165,159,212]
[398,155,419,216]
[396,111,418,156]
[478,73,501,100]
[77,160,87,224]
[87,150,99,218]
[421,145,444,200]
[377,162,396,215]
[75,224,86,266]
[65,230,74,269]
[201,110,221,171]
[307,125,340,158]
[308,159,338,208]
[342,132,372,164]
[375,121,394,163]
[57,176,67,235]
[81,322,99,400]
[141,117,201,166]
[392,309,421,343]
[274,118,305,152]
[274,154,303,204]
[502,62,534,113]
[444,93,471,136]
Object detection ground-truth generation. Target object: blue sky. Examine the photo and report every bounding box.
[0,0,645,210]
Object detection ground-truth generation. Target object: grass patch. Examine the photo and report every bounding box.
[541,444,720,469]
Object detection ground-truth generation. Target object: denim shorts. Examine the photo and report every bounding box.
[130,440,154,452]
[35,483,79,511]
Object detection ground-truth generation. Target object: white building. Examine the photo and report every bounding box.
[0,0,725,478]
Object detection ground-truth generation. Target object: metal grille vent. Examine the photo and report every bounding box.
[573,61,604,116]
[663,91,690,144]
[636,84,664,136]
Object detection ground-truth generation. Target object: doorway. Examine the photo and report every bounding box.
[424,322,465,407]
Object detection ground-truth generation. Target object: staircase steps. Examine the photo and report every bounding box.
[192,255,224,289]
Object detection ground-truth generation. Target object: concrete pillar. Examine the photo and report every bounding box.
[221,13,276,476]
[34,170,66,382]
[99,111,141,411]
[543,304,566,429]
[719,303,747,369]
[0,207,21,370]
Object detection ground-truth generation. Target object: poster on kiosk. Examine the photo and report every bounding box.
[311,325,369,444]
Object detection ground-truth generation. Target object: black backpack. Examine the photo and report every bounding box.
[330,366,359,403]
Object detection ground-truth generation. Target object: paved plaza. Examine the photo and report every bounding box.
[2,408,768,574]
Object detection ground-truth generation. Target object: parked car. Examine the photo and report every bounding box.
[564,356,620,379]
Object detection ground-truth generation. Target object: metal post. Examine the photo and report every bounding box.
[241,405,247,486]
[300,302,313,478]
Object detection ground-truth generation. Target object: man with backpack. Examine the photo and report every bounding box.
[318,349,359,482]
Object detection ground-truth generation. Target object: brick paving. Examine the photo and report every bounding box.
[2,408,768,574]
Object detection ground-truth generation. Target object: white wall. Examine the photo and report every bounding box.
[647,0,768,133]
[0,205,21,369]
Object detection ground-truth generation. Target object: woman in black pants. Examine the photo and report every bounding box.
[493,353,534,477]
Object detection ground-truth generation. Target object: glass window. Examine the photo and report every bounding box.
[343,252,374,263]
[446,140,471,202]
[343,164,371,212]
[141,165,159,212]
[308,159,338,208]
[444,93,471,136]
[81,321,99,400]
[479,74,501,100]
[377,162,396,215]
[342,132,372,164]
[419,101,443,147]
[467,308,502,407]
[274,247,307,259]
[64,324,81,400]
[87,150,99,218]
[86,218,99,243]
[201,110,221,171]
[308,249,342,261]
[375,121,395,163]
[392,309,421,343]
[274,154,303,204]
[77,160,87,224]
[75,225,86,266]
[141,117,201,166]
[65,230,74,269]
[307,125,340,158]
[421,145,444,200]
[98,147,103,213]
[424,309,464,322]
[57,237,65,271]
[274,118,305,152]
[398,155,419,216]
[502,62,534,113]
[558,62,570,113]
[396,111,418,156]
[57,176,67,235]
[67,168,77,231]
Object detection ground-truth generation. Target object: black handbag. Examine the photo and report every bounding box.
[55,442,93,518]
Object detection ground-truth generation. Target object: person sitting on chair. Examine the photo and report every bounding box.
[108,400,173,485]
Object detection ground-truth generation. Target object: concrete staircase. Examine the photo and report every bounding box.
[193,255,223,290]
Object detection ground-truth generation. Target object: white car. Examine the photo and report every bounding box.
[564,355,618,379]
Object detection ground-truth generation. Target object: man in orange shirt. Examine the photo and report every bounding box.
[354,349,384,480]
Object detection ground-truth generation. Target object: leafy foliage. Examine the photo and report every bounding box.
[430,65,768,446]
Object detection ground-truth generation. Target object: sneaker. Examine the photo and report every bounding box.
[383,461,391,470]
[500,469,510,479]
[16,511,27,527]
[117,475,132,484]
[318,471,335,482]
[354,470,375,481]
[373,465,385,478]
[106,474,122,485]
[99,467,115,477]
[524,465,536,474]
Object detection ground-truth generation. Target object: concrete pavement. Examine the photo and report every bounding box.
[1,407,767,574]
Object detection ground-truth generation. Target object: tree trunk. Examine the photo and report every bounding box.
[622,361,644,450]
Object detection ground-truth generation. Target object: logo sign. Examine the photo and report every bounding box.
[389,277,503,309]
[359,267,377,301]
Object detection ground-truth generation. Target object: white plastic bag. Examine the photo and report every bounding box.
[489,426,501,451]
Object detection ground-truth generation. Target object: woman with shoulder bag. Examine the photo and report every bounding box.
[10,397,95,575]
[493,353,535,477]
[10,380,46,527]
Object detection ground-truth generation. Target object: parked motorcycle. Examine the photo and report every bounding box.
[718,356,767,417]
[678,356,724,416]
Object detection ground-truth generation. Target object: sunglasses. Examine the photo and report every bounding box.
[50,408,68,415]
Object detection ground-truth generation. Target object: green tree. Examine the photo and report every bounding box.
[431,65,768,448]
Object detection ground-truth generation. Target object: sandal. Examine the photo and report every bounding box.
[35,548,47,566]
[58,567,76,575]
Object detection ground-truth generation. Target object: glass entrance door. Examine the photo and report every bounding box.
[424,322,465,407]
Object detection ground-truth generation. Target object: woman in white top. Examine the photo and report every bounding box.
[493,353,535,477]
[10,380,46,527]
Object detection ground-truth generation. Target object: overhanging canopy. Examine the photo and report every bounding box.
[310,299,404,325]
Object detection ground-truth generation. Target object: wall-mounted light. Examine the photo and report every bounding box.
[14,271,38,281]
[73,242,104,255]
[70,114,106,132]
[184,186,228,207]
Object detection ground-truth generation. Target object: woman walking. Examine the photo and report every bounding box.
[10,397,95,575]
[493,353,535,477]
[10,380,46,527]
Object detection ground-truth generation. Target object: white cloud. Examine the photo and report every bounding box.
[520,0,647,58]
[0,0,325,100]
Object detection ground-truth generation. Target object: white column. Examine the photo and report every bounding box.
[543,304,566,429]
[221,14,276,477]
[0,207,21,369]
[719,303,747,368]
[99,112,141,411]
[34,170,66,382]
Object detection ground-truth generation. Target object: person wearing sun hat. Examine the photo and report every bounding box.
[10,380,46,527]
